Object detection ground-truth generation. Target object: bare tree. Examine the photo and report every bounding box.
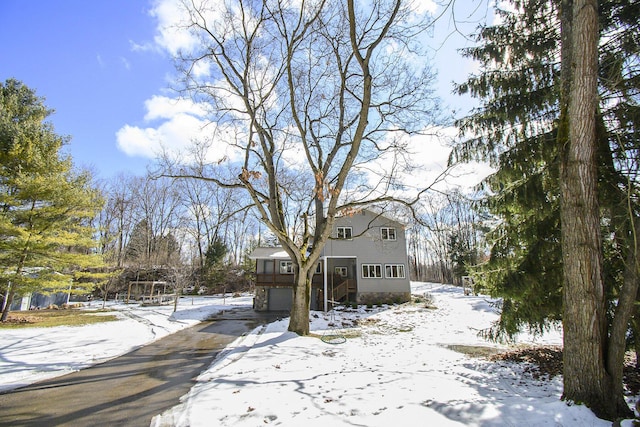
[130,176,185,267]
[168,0,440,334]
[407,192,480,285]
[98,173,137,267]
[178,170,228,269]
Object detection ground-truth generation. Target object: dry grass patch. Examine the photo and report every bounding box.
[0,309,119,329]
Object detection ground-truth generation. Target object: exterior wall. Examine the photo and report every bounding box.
[251,209,411,310]
[254,286,269,311]
[324,210,411,301]
[253,258,323,311]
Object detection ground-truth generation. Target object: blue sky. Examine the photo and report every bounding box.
[0,0,169,177]
[0,0,486,180]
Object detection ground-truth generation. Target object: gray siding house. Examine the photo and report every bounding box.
[250,209,411,311]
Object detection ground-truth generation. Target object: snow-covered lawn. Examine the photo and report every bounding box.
[1,283,633,426]
[150,283,616,427]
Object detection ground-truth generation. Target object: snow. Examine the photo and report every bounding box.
[0,283,633,426]
[0,294,252,392]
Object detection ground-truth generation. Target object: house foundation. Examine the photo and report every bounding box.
[357,291,411,306]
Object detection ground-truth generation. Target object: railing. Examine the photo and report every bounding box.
[255,273,323,286]
[330,279,356,302]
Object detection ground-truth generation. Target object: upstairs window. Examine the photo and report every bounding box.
[381,227,396,241]
[279,261,294,274]
[337,226,353,239]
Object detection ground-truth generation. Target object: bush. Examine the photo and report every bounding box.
[414,292,436,309]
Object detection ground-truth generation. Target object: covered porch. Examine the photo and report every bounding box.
[250,248,358,311]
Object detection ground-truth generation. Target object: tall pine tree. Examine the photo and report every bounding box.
[452,0,639,419]
[0,79,104,321]
[453,0,565,339]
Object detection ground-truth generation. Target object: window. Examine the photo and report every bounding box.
[315,262,322,274]
[335,266,348,277]
[362,264,382,278]
[337,226,353,239]
[381,227,396,241]
[385,264,406,279]
[280,261,294,274]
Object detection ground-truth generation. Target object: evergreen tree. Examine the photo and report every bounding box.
[452,0,639,418]
[124,219,152,265]
[125,219,181,268]
[201,237,228,291]
[453,0,639,336]
[0,79,104,320]
[452,0,564,338]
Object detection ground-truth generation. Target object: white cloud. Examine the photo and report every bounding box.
[117,97,205,159]
[116,113,204,159]
[355,126,492,199]
[149,0,197,56]
[120,57,131,70]
[408,127,493,192]
[149,0,228,57]
[412,0,438,15]
[129,39,154,52]
[143,95,208,121]
[116,95,242,165]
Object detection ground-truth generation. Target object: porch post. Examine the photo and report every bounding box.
[323,257,328,312]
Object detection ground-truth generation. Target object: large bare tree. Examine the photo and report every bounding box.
[169,0,440,335]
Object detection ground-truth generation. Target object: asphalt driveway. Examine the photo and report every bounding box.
[0,308,282,427]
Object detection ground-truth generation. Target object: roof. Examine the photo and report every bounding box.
[248,247,291,260]
[336,207,408,227]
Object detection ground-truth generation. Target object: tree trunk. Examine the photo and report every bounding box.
[288,266,313,336]
[559,0,631,419]
[606,228,640,417]
[1,287,14,322]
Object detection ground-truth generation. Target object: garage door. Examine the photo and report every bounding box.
[268,288,293,311]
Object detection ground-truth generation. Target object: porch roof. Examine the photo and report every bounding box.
[249,247,359,260]
[248,247,290,260]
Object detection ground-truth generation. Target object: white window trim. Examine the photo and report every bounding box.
[381,227,397,241]
[385,264,406,279]
[335,266,348,277]
[280,261,294,274]
[362,263,383,279]
[337,226,353,240]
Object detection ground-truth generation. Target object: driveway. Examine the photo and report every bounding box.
[0,308,283,427]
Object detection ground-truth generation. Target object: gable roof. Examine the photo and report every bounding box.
[336,208,408,228]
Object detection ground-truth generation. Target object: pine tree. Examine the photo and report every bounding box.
[0,79,104,320]
[452,0,565,339]
[452,0,639,418]
[454,0,639,331]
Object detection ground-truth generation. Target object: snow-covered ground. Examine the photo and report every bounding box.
[0,283,633,426]
[151,283,612,427]
[0,294,253,392]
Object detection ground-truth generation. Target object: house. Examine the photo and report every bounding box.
[249,209,411,311]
